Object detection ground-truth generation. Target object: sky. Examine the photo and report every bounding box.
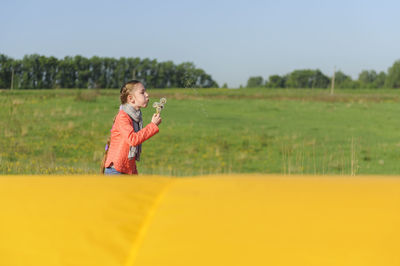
[1,0,400,87]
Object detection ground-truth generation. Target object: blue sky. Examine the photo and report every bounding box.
[1,0,400,87]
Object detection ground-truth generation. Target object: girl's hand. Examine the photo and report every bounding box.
[151,113,162,126]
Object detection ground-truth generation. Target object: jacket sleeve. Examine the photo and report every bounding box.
[118,114,159,147]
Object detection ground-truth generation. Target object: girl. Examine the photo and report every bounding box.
[101,80,162,175]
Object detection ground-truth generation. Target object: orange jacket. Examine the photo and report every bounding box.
[105,110,159,174]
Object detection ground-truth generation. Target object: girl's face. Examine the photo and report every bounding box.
[128,83,149,110]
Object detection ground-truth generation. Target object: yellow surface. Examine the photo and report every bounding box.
[0,176,171,266]
[1,175,400,266]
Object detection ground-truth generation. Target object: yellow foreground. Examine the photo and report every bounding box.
[0,175,399,266]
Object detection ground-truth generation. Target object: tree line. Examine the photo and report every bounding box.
[247,60,400,89]
[0,54,219,89]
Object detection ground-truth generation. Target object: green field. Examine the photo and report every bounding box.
[1,88,400,176]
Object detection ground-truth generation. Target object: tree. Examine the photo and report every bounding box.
[358,70,377,88]
[286,70,310,88]
[286,69,329,89]
[55,56,76,88]
[246,76,263,88]
[266,75,286,88]
[112,57,128,89]
[385,60,400,88]
[74,55,90,88]
[43,56,58,89]
[154,61,175,88]
[334,71,358,88]
[311,70,330,88]
[89,56,104,88]
[0,54,13,89]
[10,59,22,89]
[172,62,218,88]
[373,71,386,88]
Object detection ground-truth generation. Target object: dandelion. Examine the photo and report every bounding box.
[153,97,167,114]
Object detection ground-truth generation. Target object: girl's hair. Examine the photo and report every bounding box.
[100,80,142,174]
[120,80,142,104]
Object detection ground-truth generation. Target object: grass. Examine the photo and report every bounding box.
[1,88,400,176]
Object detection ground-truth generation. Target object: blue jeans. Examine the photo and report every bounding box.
[105,166,123,175]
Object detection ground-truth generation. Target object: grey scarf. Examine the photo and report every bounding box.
[121,104,143,161]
